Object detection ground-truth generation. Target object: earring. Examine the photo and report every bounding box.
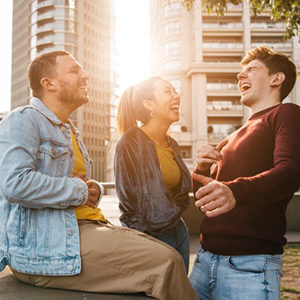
[150,110,156,118]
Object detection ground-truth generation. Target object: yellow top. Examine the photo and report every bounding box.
[141,128,181,190]
[155,143,181,190]
[71,129,106,221]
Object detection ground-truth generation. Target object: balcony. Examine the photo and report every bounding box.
[251,22,286,37]
[202,3,242,16]
[202,23,243,36]
[36,36,54,47]
[37,0,54,10]
[251,42,292,53]
[36,23,54,34]
[207,132,229,144]
[206,83,240,97]
[207,102,243,117]
[37,11,54,22]
[203,42,244,55]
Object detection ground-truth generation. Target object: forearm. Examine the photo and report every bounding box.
[224,164,300,206]
[1,170,88,209]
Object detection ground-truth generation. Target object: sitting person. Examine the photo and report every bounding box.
[115,77,191,272]
[0,50,198,300]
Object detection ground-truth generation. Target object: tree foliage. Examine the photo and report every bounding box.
[181,0,300,39]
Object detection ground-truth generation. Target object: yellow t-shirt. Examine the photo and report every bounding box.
[71,129,106,221]
[141,128,181,190]
[155,143,181,190]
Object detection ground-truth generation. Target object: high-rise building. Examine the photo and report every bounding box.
[11,0,118,181]
[150,0,300,169]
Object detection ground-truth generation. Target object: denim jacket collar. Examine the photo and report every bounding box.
[30,97,79,137]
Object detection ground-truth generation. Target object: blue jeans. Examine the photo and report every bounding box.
[189,245,282,300]
[156,218,190,273]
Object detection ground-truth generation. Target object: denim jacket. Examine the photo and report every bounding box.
[114,127,191,236]
[0,97,91,276]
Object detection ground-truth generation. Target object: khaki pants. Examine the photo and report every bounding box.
[14,220,198,300]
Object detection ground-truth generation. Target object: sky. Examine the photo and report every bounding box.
[0,0,151,113]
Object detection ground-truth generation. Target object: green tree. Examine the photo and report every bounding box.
[181,0,300,38]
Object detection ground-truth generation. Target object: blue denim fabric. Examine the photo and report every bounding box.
[0,98,91,276]
[189,245,282,300]
[156,218,190,273]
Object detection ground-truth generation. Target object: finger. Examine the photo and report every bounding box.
[87,195,98,204]
[205,206,227,218]
[200,198,223,213]
[85,200,96,208]
[216,139,228,152]
[192,173,214,186]
[197,147,221,160]
[195,188,217,206]
[86,181,95,188]
[197,158,218,166]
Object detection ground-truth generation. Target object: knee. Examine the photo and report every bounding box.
[157,243,185,270]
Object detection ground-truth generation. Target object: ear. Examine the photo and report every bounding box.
[142,99,155,112]
[40,77,56,92]
[270,72,285,87]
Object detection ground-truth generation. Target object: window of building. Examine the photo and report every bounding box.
[179,146,192,159]
[164,60,181,71]
[164,41,180,56]
[164,2,180,16]
[203,42,243,49]
[164,21,180,37]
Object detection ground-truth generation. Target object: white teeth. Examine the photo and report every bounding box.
[170,104,179,112]
[240,83,250,92]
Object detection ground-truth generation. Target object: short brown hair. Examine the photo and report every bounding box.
[28,50,70,98]
[241,46,297,101]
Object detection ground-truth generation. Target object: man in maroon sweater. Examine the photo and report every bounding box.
[189,46,300,299]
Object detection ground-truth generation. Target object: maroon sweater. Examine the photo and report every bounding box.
[199,103,300,255]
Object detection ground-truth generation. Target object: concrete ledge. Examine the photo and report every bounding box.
[0,272,154,300]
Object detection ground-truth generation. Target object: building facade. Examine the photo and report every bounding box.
[150,0,300,169]
[11,0,117,181]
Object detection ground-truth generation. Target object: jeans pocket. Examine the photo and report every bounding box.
[227,255,265,274]
[195,246,205,263]
[266,255,283,276]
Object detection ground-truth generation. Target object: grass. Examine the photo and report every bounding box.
[281,243,300,300]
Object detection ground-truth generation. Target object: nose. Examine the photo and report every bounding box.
[237,70,246,81]
[173,91,180,101]
[81,70,89,80]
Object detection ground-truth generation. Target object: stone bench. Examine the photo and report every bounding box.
[0,269,154,300]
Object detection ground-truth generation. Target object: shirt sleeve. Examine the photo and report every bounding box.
[114,140,147,232]
[0,111,88,209]
[224,104,300,205]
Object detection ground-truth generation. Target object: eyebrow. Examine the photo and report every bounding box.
[163,86,175,92]
[69,65,81,72]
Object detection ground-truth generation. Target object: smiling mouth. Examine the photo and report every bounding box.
[170,104,180,113]
[240,83,251,93]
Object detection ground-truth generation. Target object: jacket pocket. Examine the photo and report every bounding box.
[37,140,70,176]
[19,206,26,246]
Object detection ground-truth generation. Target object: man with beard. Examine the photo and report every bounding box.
[0,51,198,300]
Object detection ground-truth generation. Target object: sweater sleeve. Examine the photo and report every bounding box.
[224,104,300,205]
[114,140,147,232]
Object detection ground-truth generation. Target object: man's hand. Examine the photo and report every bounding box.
[85,179,100,208]
[196,139,228,172]
[76,174,100,208]
[192,173,236,217]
